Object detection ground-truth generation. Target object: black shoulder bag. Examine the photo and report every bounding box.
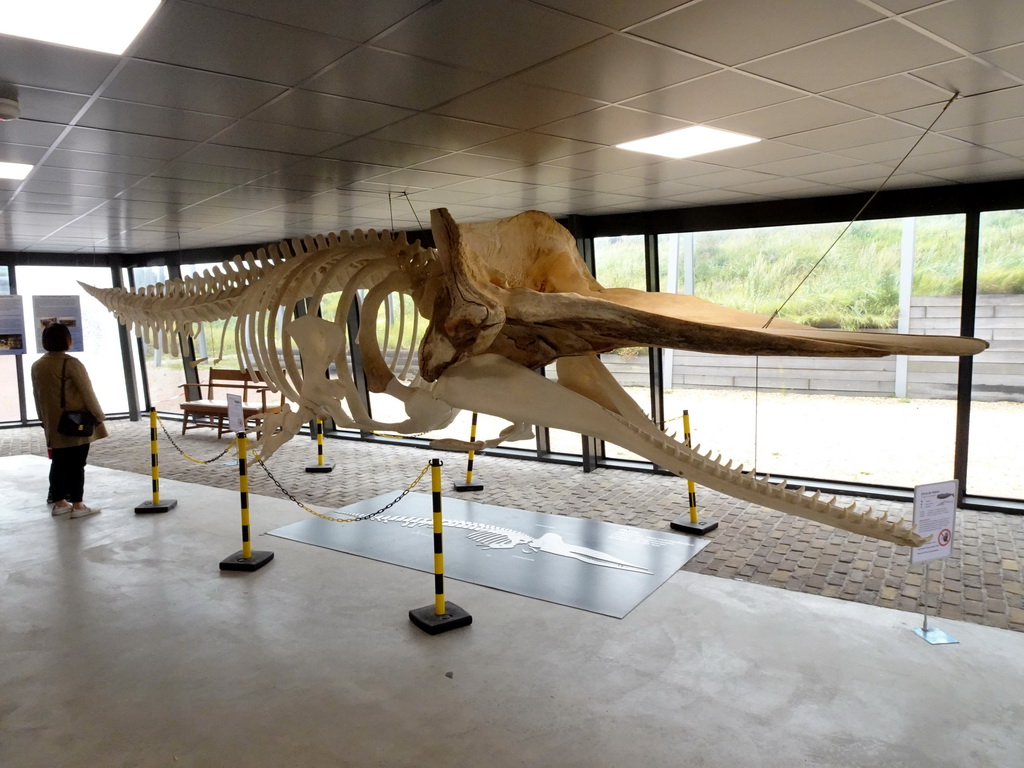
[57,358,98,437]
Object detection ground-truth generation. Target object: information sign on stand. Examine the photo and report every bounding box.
[226,393,245,435]
[910,480,959,645]
[224,394,244,467]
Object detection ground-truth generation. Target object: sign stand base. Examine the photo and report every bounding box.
[912,626,959,645]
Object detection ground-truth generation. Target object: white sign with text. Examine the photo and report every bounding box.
[910,480,958,564]
[226,393,245,435]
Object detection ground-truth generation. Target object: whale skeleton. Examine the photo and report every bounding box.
[82,208,988,547]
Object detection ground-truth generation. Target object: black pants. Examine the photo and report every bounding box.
[49,444,90,504]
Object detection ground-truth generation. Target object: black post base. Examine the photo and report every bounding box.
[670,517,719,535]
[452,482,484,492]
[409,602,473,635]
[219,550,275,572]
[135,499,177,514]
[305,462,336,473]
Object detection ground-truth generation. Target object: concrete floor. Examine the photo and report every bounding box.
[2,454,1023,768]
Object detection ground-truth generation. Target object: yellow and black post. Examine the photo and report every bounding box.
[305,418,335,473]
[220,431,275,571]
[409,458,472,634]
[453,412,484,492]
[136,407,178,514]
[670,410,719,535]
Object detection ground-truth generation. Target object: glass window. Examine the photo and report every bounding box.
[18,265,129,418]
[593,234,652,463]
[658,215,965,488]
[968,209,1024,500]
[130,265,183,413]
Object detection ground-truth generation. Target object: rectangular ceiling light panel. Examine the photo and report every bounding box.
[617,126,760,159]
[0,0,161,55]
[0,162,33,180]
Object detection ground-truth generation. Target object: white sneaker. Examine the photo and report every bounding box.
[51,502,72,517]
[70,504,100,519]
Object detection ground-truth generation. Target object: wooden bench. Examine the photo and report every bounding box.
[179,368,283,438]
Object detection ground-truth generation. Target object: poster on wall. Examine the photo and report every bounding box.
[0,295,27,355]
[32,295,84,353]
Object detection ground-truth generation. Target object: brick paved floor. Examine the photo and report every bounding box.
[4,418,1022,633]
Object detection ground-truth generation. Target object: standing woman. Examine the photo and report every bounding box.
[31,322,107,518]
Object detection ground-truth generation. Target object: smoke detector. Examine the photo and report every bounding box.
[0,95,19,121]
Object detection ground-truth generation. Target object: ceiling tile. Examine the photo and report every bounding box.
[320,137,447,167]
[193,0,433,43]
[364,168,466,189]
[0,119,64,148]
[375,0,606,76]
[781,117,923,151]
[27,165,145,190]
[741,21,958,93]
[749,153,863,177]
[305,47,495,110]
[59,127,194,160]
[102,60,287,117]
[435,80,603,130]
[711,97,873,139]
[899,145,1010,172]
[624,71,801,122]
[11,86,90,124]
[178,144,300,172]
[369,114,515,150]
[412,153,524,176]
[471,132,601,163]
[830,132,967,162]
[546,147,657,173]
[891,85,1024,129]
[680,167,777,188]
[539,106,687,145]
[530,0,686,30]
[44,149,164,177]
[923,156,1024,182]
[725,177,840,197]
[152,160,265,185]
[211,120,351,155]
[0,142,46,165]
[980,42,1024,79]
[911,57,1021,97]
[909,0,1024,54]
[490,164,595,184]
[679,141,814,169]
[78,98,235,142]
[632,0,882,66]
[515,35,716,102]
[0,35,118,93]
[824,75,951,114]
[942,115,1024,144]
[870,0,943,12]
[444,177,541,196]
[134,3,354,86]
[247,90,413,135]
[284,157,395,185]
[561,173,654,193]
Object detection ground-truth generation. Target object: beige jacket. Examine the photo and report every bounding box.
[31,352,109,449]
